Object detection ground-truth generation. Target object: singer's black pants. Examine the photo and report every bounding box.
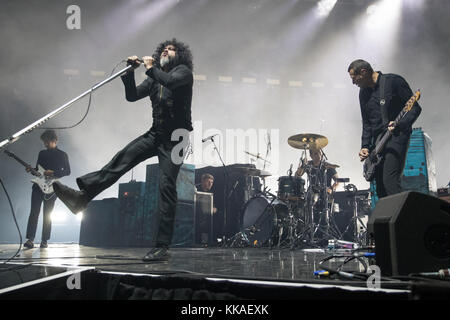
[76,130,182,247]
[26,186,56,241]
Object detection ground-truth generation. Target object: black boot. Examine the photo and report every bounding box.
[53,181,89,214]
[143,247,170,262]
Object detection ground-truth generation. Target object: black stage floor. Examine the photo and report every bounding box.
[0,243,446,300]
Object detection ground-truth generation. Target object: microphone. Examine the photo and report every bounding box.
[288,164,293,176]
[202,134,218,143]
[127,56,157,67]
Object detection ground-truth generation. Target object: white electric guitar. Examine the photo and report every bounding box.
[4,150,57,194]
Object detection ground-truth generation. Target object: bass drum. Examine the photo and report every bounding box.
[242,196,289,246]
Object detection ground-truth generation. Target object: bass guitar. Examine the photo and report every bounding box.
[4,150,57,194]
[363,90,421,181]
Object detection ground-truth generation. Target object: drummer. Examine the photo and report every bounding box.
[295,149,339,195]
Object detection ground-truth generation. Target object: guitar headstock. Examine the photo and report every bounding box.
[404,90,421,112]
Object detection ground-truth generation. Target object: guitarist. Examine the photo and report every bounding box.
[348,59,421,198]
[24,130,70,249]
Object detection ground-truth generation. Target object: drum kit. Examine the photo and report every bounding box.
[228,133,355,249]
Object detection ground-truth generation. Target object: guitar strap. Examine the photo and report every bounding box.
[379,74,388,125]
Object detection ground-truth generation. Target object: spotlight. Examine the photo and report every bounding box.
[317,0,337,18]
[50,210,67,223]
[366,4,378,16]
[365,0,402,30]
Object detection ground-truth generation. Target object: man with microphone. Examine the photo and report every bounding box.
[53,38,194,262]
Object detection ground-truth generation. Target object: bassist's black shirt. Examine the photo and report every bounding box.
[359,72,421,151]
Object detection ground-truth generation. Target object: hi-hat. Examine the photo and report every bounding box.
[287,133,328,150]
[231,166,272,177]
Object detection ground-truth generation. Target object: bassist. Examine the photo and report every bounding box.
[24,130,70,248]
[348,59,421,198]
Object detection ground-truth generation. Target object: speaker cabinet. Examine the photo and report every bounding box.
[79,198,120,246]
[368,191,450,276]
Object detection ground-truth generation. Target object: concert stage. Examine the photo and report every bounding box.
[1,243,442,301]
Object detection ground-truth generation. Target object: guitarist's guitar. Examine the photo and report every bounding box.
[363,90,421,182]
[4,150,57,194]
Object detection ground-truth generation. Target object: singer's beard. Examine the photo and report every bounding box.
[160,56,170,68]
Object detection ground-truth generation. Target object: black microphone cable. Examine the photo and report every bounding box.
[38,59,128,130]
[0,177,22,264]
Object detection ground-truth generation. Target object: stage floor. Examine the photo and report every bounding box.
[3,243,371,281]
[0,243,414,297]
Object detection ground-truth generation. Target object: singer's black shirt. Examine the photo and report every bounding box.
[121,64,193,136]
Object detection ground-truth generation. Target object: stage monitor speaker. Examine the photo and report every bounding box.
[368,191,450,276]
[79,198,120,246]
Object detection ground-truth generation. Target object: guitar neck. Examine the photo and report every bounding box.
[9,154,31,168]
[4,150,38,175]
[373,92,419,156]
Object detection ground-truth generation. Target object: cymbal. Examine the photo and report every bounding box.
[287,133,328,150]
[231,166,272,177]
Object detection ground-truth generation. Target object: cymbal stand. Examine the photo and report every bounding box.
[209,136,230,242]
[341,184,368,246]
[296,162,341,247]
[279,200,301,249]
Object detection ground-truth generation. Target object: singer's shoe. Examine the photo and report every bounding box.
[142,247,170,262]
[53,181,89,214]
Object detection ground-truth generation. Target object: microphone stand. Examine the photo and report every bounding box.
[209,136,229,243]
[0,64,134,149]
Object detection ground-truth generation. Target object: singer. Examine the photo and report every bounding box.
[53,38,194,262]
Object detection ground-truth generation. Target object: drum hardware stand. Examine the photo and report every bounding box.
[315,149,342,243]
[341,184,368,246]
[263,132,271,171]
[276,208,300,249]
[227,228,251,248]
[244,150,271,191]
[208,135,230,243]
[293,158,342,248]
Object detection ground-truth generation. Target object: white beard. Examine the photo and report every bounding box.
[160,56,170,68]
